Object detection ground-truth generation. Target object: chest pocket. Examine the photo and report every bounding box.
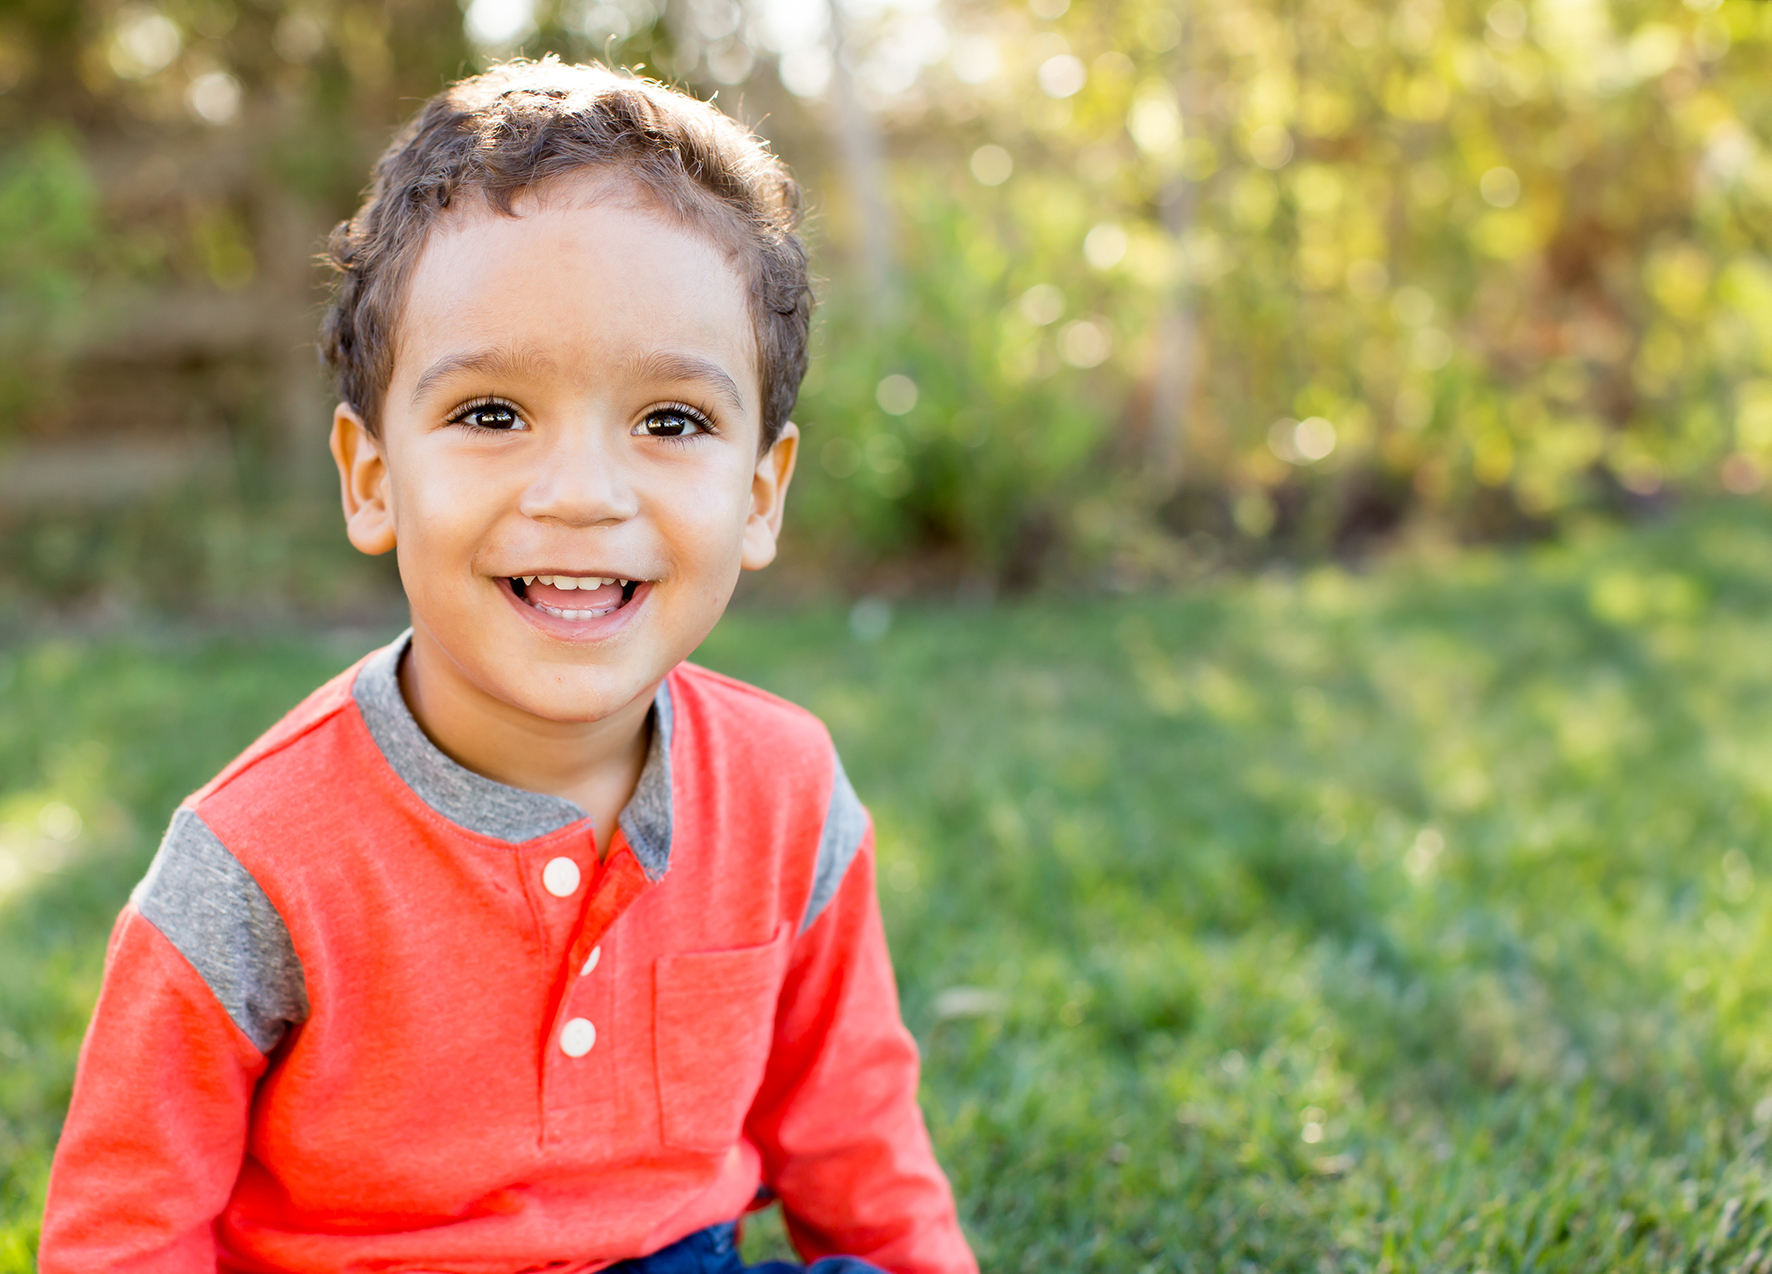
[653,923,792,1152]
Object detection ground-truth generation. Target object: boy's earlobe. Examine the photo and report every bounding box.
[741,421,799,572]
[330,403,398,556]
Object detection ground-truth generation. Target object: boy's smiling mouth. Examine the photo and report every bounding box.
[507,574,644,621]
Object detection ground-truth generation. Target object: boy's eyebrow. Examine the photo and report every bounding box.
[411,345,556,404]
[409,346,746,413]
[626,350,746,412]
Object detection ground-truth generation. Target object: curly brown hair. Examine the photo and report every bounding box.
[318,57,812,447]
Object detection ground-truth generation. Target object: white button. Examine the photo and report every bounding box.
[560,1017,596,1057]
[581,945,601,976]
[542,856,581,897]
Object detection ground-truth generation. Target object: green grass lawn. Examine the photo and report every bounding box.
[8,507,1772,1270]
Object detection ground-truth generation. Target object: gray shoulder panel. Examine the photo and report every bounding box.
[133,808,309,1055]
[801,752,869,932]
[618,679,675,881]
[352,633,588,843]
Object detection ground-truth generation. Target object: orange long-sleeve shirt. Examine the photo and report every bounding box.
[40,635,976,1274]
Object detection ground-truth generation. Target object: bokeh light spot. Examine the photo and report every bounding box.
[1270,417,1337,464]
[1248,125,1294,170]
[849,596,892,642]
[1721,453,1763,494]
[188,72,242,125]
[272,12,325,62]
[875,374,919,416]
[1036,54,1086,99]
[1392,286,1437,328]
[949,35,999,85]
[1057,318,1112,368]
[1018,284,1065,326]
[1139,10,1182,51]
[1346,258,1389,299]
[778,46,832,98]
[109,8,182,79]
[1084,223,1128,270]
[1487,0,1528,41]
[969,144,1013,186]
[1479,165,1521,208]
[1412,329,1454,370]
[464,0,536,48]
[1128,87,1183,161]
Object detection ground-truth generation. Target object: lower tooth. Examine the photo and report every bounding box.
[534,602,617,620]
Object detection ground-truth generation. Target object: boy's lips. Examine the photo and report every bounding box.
[498,574,651,637]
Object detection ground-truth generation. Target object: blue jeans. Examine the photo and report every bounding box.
[606,1221,886,1273]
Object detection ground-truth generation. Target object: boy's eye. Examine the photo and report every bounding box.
[450,401,525,431]
[636,407,711,439]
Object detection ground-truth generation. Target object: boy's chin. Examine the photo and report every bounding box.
[484,663,659,726]
[413,606,671,727]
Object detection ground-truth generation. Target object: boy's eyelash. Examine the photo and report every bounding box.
[441,398,720,437]
[446,396,525,432]
[647,401,719,438]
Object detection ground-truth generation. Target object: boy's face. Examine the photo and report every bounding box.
[331,172,797,725]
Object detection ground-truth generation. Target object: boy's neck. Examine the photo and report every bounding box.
[397,625,654,851]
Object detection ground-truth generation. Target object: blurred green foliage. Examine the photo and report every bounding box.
[786,0,1772,578]
[9,509,1772,1266]
[0,129,100,425]
[2,0,1772,598]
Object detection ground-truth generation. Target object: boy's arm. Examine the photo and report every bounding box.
[745,826,979,1274]
[41,809,300,1273]
[40,906,266,1272]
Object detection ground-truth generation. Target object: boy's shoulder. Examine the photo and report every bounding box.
[665,660,846,794]
[668,660,830,749]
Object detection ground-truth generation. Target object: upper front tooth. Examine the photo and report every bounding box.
[540,575,620,588]
[521,576,535,585]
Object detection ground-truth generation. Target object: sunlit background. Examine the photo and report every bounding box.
[2,0,1769,613]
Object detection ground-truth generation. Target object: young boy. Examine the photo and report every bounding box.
[39,59,976,1274]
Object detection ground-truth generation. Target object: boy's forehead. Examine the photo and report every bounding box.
[427,167,753,290]
[392,175,761,404]
[516,165,742,233]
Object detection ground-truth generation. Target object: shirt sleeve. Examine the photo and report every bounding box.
[38,904,268,1273]
[743,821,979,1274]
[40,805,306,1273]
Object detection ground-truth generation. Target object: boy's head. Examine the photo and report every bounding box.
[320,57,811,448]
[319,60,813,727]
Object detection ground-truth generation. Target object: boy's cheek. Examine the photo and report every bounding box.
[388,465,500,549]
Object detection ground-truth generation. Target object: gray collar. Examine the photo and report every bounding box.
[352,631,674,879]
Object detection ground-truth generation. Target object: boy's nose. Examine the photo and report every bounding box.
[517,434,640,526]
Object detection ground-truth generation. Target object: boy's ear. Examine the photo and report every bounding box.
[741,421,799,572]
[330,403,398,556]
